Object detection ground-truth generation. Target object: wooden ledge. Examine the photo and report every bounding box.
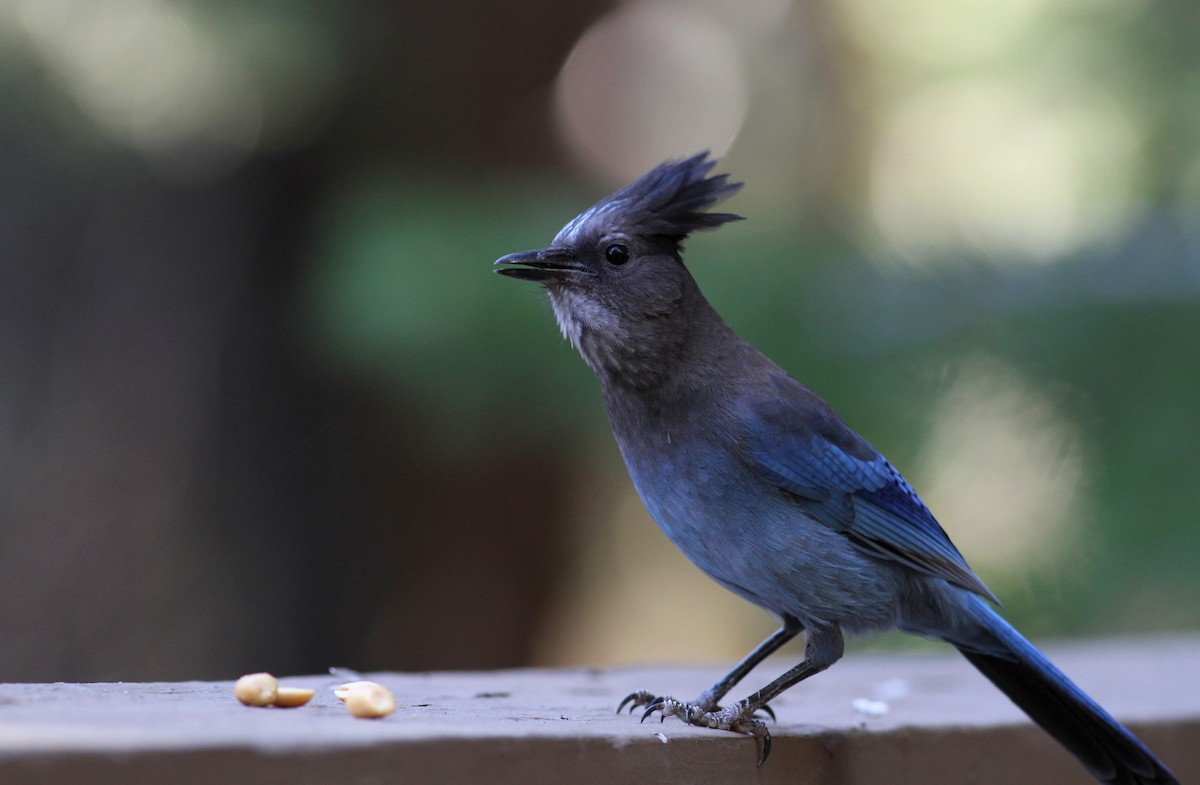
[1,635,1196,784]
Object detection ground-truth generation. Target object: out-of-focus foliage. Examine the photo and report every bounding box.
[303,168,606,453]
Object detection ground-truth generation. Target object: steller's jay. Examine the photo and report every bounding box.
[494,152,1178,784]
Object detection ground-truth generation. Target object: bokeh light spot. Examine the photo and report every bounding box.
[13,0,338,183]
[869,79,1140,263]
[842,0,1049,68]
[917,357,1084,575]
[554,0,748,184]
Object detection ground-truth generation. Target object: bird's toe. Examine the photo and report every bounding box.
[616,690,659,714]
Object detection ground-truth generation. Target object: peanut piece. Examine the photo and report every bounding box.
[334,681,377,702]
[341,682,397,718]
[234,672,279,707]
[273,687,315,708]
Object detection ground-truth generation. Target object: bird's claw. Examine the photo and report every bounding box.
[641,700,667,723]
[619,692,775,766]
[617,690,659,715]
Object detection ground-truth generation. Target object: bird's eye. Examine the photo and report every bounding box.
[604,243,630,266]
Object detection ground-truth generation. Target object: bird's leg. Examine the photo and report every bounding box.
[695,617,803,712]
[618,615,801,719]
[627,625,844,766]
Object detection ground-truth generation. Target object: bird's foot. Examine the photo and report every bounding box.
[618,690,775,720]
[617,692,774,766]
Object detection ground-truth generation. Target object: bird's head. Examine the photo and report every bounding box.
[494,152,742,384]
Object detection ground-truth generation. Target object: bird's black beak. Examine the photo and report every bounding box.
[493,248,588,284]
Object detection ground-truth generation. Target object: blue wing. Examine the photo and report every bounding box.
[742,383,997,603]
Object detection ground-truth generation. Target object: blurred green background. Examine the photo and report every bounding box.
[0,0,1197,681]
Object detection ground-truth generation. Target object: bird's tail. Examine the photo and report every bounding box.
[954,598,1178,785]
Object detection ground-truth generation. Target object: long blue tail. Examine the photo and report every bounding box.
[956,600,1178,785]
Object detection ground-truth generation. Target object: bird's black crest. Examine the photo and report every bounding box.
[558,152,743,245]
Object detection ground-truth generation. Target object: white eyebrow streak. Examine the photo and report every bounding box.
[553,200,625,246]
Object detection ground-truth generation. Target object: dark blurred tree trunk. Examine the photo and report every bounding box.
[0,0,608,680]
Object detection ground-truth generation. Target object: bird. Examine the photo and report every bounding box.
[493,152,1178,784]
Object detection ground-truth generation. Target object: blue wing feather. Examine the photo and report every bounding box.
[743,387,997,603]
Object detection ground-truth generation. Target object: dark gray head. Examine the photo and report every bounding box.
[494,152,742,387]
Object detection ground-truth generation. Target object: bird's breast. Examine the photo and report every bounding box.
[613,419,779,594]
[607,405,908,631]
